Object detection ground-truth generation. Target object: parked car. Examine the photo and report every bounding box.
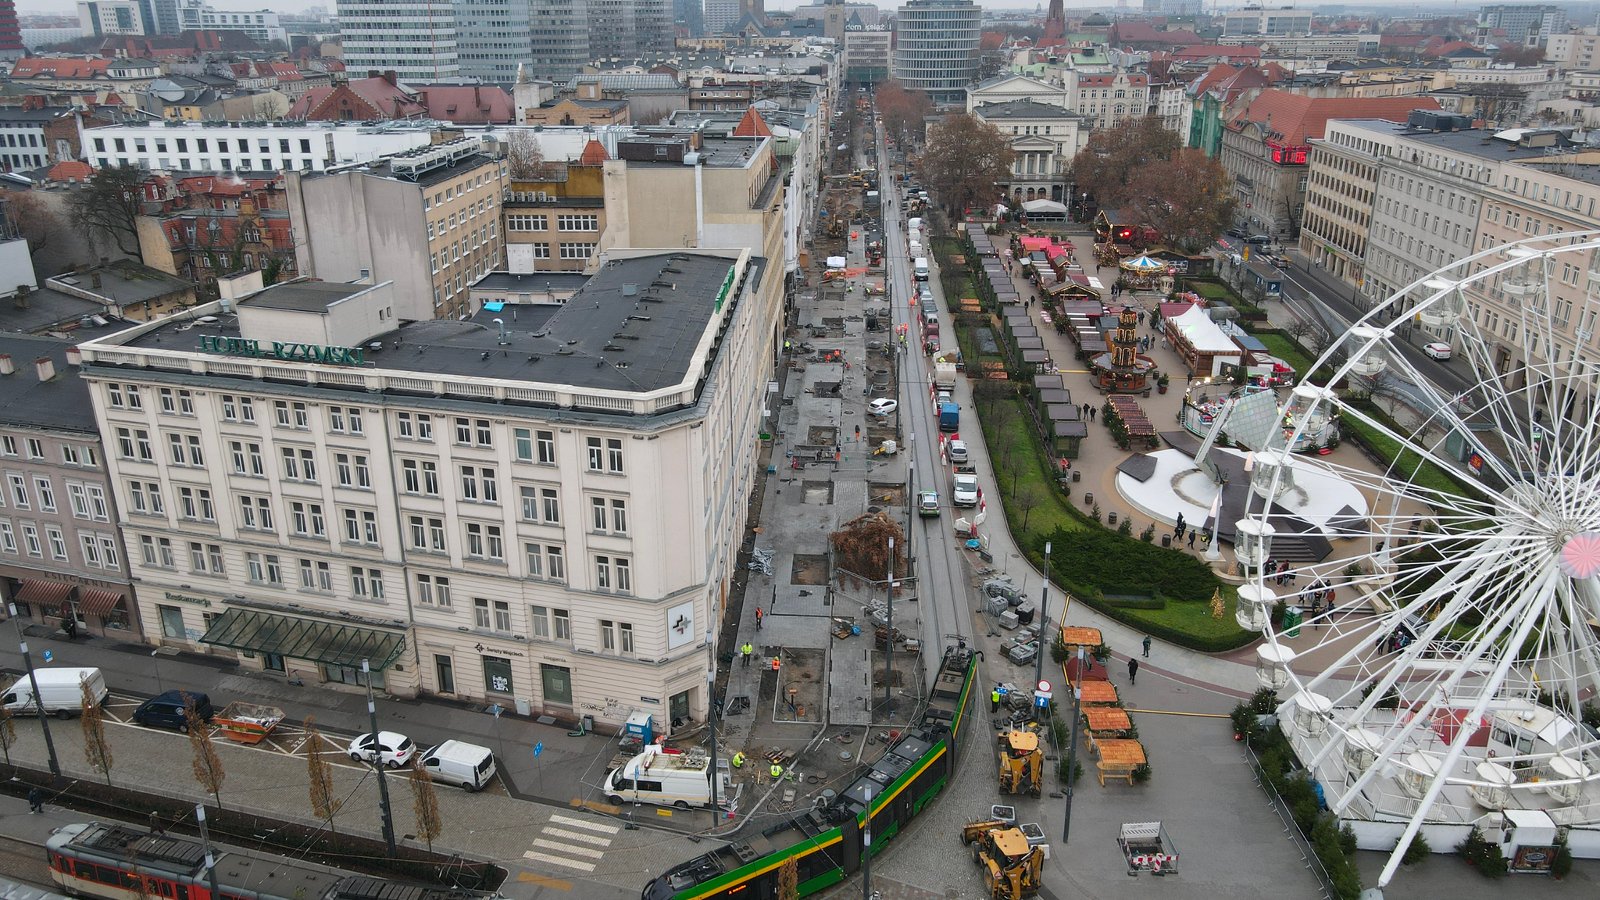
[348,731,417,768]
[948,439,969,464]
[868,398,898,417]
[2,667,108,718]
[1225,227,1247,239]
[132,690,213,732]
[1423,342,1453,361]
[1245,234,1272,245]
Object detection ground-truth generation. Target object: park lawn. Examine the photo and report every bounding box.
[1255,333,1315,375]
[1338,413,1469,501]
[977,396,1080,540]
[1103,591,1251,647]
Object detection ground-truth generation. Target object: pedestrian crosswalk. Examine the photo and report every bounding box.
[521,813,619,873]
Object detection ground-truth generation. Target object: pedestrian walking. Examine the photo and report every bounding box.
[1142,635,1152,658]
[755,607,764,629]
[1090,407,1097,422]
[28,787,42,814]
[1176,512,1186,533]
[741,642,753,667]
[1127,658,1139,685]
[1187,530,1197,548]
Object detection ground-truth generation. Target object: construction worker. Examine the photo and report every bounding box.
[771,656,781,671]
[991,686,1001,713]
[755,607,764,629]
[732,751,746,769]
[770,763,784,781]
[741,642,754,667]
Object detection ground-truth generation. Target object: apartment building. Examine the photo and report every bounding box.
[971,100,1086,203]
[1067,70,1149,130]
[0,335,137,639]
[336,0,459,81]
[285,139,507,320]
[1477,3,1565,47]
[1222,7,1312,36]
[82,122,437,173]
[77,242,779,729]
[844,29,891,86]
[1544,29,1600,69]
[1299,119,1403,289]
[504,144,607,273]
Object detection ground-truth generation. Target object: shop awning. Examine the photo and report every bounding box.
[200,608,406,670]
[76,588,126,616]
[15,580,72,607]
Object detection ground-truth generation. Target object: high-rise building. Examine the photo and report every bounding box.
[77,1,150,36]
[526,0,588,81]
[586,0,672,60]
[673,0,703,36]
[893,0,981,104]
[172,1,286,44]
[454,0,532,82]
[1478,3,1566,47]
[0,0,23,59]
[703,0,739,34]
[336,0,459,81]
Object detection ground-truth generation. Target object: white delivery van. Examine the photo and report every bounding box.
[420,739,498,791]
[603,746,734,810]
[907,217,923,233]
[914,258,929,282]
[3,667,108,718]
[908,239,923,258]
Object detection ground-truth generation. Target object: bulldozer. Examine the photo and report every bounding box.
[961,820,1045,899]
[997,727,1044,797]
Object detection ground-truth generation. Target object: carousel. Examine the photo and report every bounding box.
[1178,376,1340,453]
[1090,306,1157,393]
[1119,254,1168,291]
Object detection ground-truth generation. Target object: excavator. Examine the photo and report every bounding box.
[961,820,1046,899]
[997,726,1044,797]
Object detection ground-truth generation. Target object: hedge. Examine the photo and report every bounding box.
[1041,524,1220,600]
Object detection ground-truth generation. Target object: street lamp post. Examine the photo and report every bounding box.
[1063,646,1083,843]
[1033,542,1052,688]
[9,602,59,776]
[363,659,398,856]
[706,640,719,824]
[883,537,895,716]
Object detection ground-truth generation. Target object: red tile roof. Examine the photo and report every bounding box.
[577,139,610,166]
[732,105,772,138]
[1172,44,1261,62]
[11,57,111,79]
[414,84,514,125]
[1109,22,1204,46]
[1078,74,1148,87]
[46,161,93,183]
[1227,90,1440,145]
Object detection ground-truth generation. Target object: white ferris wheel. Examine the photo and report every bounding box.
[1233,234,1600,888]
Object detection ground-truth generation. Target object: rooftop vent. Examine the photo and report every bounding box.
[622,283,638,296]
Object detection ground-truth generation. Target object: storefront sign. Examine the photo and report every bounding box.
[640,696,661,704]
[163,590,212,607]
[197,335,366,367]
[473,642,525,657]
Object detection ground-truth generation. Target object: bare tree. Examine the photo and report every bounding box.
[920,113,1015,217]
[3,193,66,260]
[409,760,443,852]
[305,717,343,833]
[0,697,14,768]
[1015,482,1042,531]
[187,695,225,809]
[81,677,114,785]
[506,131,555,180]
[64,165,146,261]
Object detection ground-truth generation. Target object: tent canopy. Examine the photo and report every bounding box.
[1022,198,1068,214]
[1168,305,1241,353]
[1120,254,1165,272]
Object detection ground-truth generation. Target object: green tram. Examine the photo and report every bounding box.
[641,642,978,900]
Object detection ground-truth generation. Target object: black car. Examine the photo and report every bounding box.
[1225,227,1247,239]
[132,690,214,732]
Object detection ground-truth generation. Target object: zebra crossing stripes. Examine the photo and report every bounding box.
[521,813,620,873]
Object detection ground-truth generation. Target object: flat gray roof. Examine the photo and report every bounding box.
[472,271,591,293]
[1339,119,1578,161]
[49,261,192,308]
[242,280,372,313]
[0,333,97,432]
[0,287,104,334]
[125,253,760,398]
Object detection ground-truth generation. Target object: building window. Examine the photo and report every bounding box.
[465,523,503,560]
[229,441,265,476]
[460,466,497,503]
[524,542,564,580]
[537,429,555,463]
[507,214,547,231]
[396,412,433,440]
[402,459,439,495]
[559,242,596,260]
[299,558,333,591]
[350,567,384,600]
[280,447,317,482]
[590,496,628,534]
[166,432,204,467]
[33,478,55,513]
[238,495,273,531]
[328,406,364,434]
[541,664,572,705]
[415,573,452,606]
[595,555,631,593]
[454,417,492,447]
[245,552,281,585]
[273,400,310,429]
[290,501,325,537]
[127,480,164,515]
[557,214,598,231]
[335,453,371,488]
[483,656,513,695]
[179,487,216,522]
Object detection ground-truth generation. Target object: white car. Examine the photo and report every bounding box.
[868,398,898,417]
[1422,342,1453,361]
[348,731,417,768]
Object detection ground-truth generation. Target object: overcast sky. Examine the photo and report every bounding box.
[20,1,1491,19]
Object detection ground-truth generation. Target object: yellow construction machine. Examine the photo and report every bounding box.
[997,727,1044,797]
[960,820,1045,899]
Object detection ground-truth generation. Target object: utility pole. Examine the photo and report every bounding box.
[10,603,59,776]
[706,639,719,825]
[861,784,873,899]
[363,659,398,856]
[194,804,223,900]
[883,537,895,716]
[1033,542,1052,687]
[1063,646,1083,844]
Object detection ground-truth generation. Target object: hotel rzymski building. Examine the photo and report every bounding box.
[78,240,778,730]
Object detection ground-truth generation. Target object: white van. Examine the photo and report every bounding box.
[908,239,923,258]
[914,258,929,282]
[420,739,497,791]
[3,667,108,718]
[603,746,733,810]
[907,217,923,233]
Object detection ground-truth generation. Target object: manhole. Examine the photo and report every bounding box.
[791,554,828,585]
[802,481,833,505]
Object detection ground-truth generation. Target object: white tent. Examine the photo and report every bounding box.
[1022,198,1069,215]
[1169,305,1241,354]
